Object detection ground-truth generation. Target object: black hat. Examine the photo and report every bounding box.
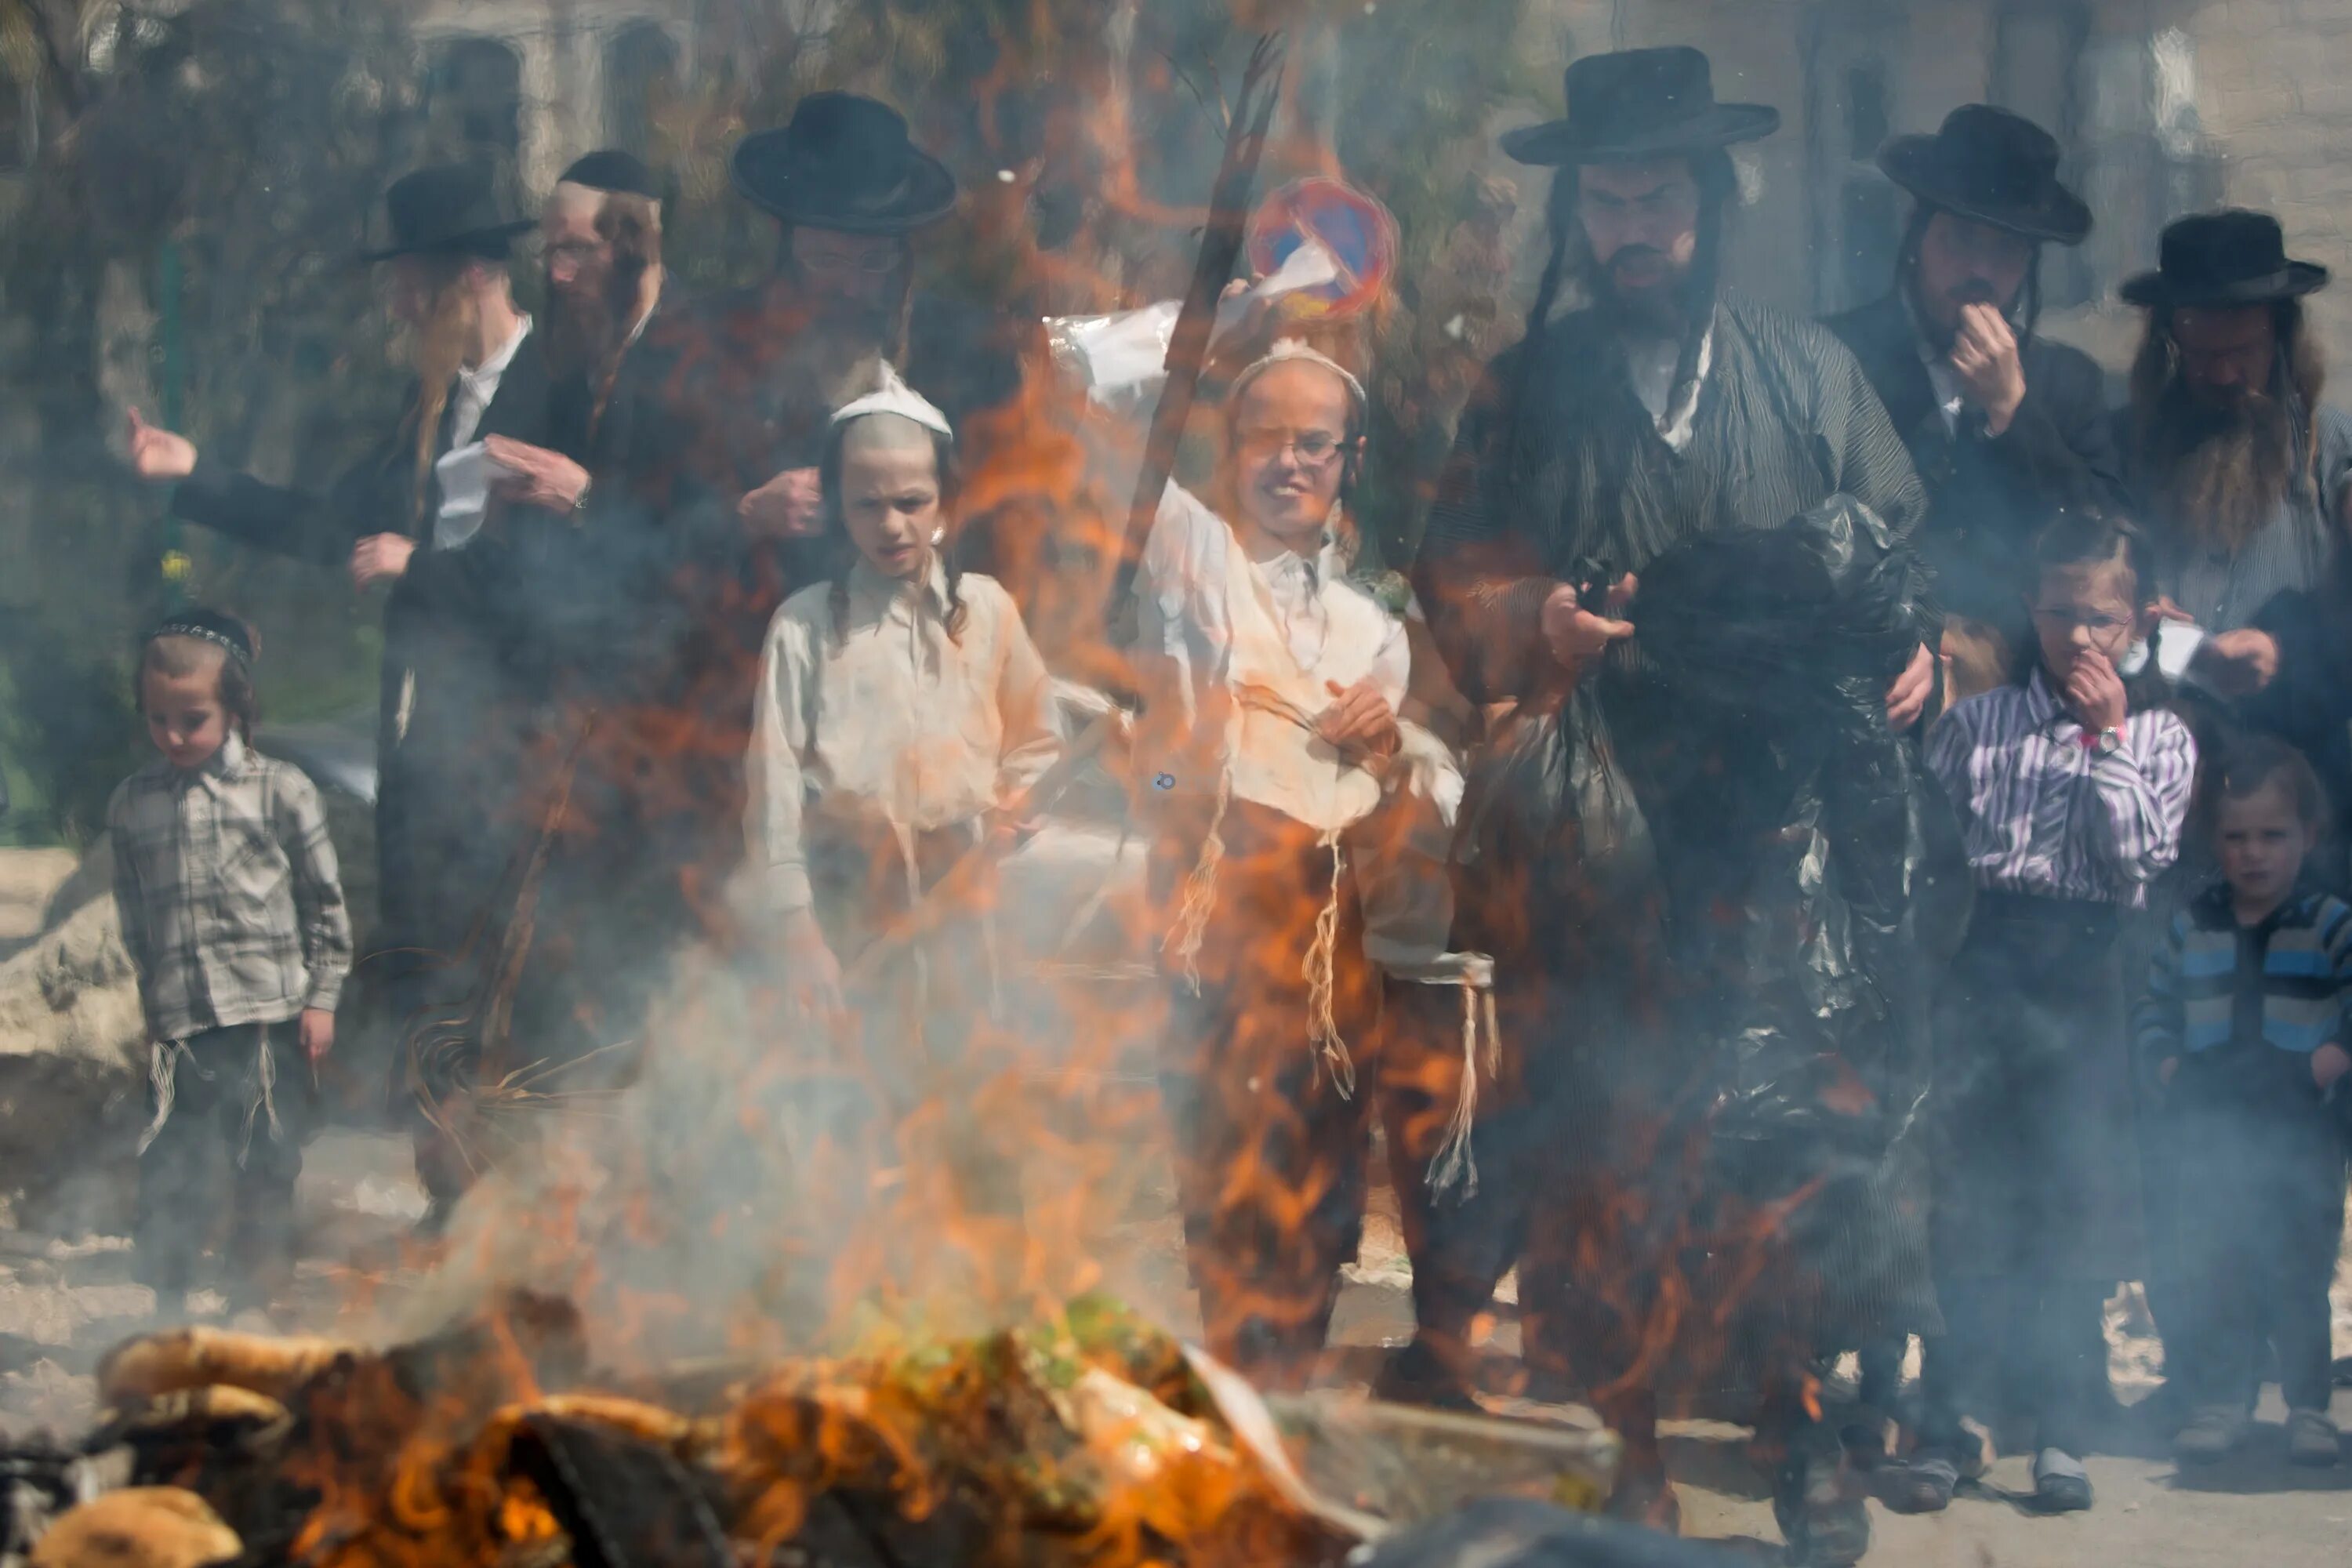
[730,92,956,234]
[558,149,663,202]
[1878,104,2091,245]
[361,163,532,262]
[2120,209,2330,309]
[1501,46,1779,167]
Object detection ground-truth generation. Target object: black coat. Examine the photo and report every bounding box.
[1825,292,2126,630]
[170,332,566,971]
[1418,291,1930,706]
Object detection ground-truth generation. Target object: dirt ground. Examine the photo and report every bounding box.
[0,1127,2343,1566]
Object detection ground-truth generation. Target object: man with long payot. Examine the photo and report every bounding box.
[119,165,564,1218]
[1410,47,1936,1564]
[2119,211,2352,875]
[467,149,675,528]
[408,149,689,1087]
[1829,104,2127,699]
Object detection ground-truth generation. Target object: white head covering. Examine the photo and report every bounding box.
[829,359,954,438]
[1229,337,1367,420]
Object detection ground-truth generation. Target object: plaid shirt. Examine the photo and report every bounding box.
[107,735,352,1042]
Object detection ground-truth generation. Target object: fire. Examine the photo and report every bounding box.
[93,1294,1345,1566]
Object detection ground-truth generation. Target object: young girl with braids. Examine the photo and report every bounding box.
[1921,510,2198,1512]
[109,609,352,1308]
[744,366,1058,1241]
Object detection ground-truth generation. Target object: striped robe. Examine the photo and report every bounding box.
[1417,289,1929,706]
[1415,289,1942,1385]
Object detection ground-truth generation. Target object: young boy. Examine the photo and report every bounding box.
[109,610,350,1308]
[1131,339,1482,1388]
[2136,735,2351,1467]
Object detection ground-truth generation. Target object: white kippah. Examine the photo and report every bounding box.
[1230,337,1367,417]
[830,359,954,439]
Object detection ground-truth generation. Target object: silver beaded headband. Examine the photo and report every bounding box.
[149,621,252,668]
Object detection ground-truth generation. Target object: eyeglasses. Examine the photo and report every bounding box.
[543,239,606,267]
[1236,428,1345,465]
[2030,605,2132,634]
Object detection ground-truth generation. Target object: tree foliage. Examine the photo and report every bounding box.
[0,0,426,839]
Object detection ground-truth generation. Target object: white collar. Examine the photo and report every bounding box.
[1624,325,1715,450]
[848,550,950,612]
[460,315,532,389]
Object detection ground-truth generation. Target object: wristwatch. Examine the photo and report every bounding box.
[2092,725,2125,757]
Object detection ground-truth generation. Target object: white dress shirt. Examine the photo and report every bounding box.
[1624,327,1715,453]
[433,315,532,550]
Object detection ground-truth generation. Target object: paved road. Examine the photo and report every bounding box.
[1,1129,2347,1567]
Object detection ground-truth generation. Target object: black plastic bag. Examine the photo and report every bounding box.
[1455,682,1661,925]
[1607,496,1968,1156]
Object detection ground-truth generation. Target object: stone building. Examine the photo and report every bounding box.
[408,0,690,196]
[1512,2,2352,370]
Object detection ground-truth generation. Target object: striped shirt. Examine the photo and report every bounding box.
[2133,886,2352,1063]
[107,734,353,1043]
[1926,670,2197,906]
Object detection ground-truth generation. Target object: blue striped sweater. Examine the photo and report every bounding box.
[2134,886,2352,1068]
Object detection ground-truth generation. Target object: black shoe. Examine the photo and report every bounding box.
[1370,1339,1478,1411]
[1881,1454,1958,1514]
[2031,1448,2092,1513]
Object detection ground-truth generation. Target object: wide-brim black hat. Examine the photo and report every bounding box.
[2121,209,2330,308]
[1502,46,1778,167]
[1878,103,2091,245]
[361,162,532,262]
[731,91,957,234]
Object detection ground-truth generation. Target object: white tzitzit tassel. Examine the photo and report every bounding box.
[137,1040,187,1157]
[1419,953,1497,1199]
[1303,830,1355,1097]
[239,1022,284,1168]
[1164,768,1232,993]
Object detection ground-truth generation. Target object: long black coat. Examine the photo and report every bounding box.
[1420,297,1946,1376]
[1825,292,2125,630]
[1418,290,1930,707]
[170,335,568,981]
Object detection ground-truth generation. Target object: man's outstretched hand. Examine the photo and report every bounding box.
[1540,574,1635,669]
[2191,626,2281,697]
[485,435,591,514]
[125,408,198,482]
[350,532,416,590]
[739,467,823,538]
[1886,641,1936,731]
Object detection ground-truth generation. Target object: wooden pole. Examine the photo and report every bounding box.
[1102,32,1287,625]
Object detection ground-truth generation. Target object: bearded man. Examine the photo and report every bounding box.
[475,150,673,524]
[1409,48,1936,1565]
[1828,104,2125,698]
[120,165,560,1218]
[2120,211,2352,866]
